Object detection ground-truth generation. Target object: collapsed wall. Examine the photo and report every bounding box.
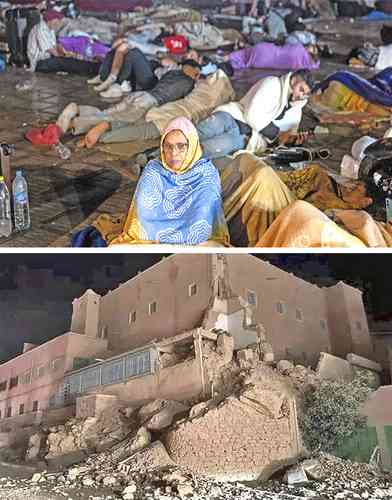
[163,365,302,482]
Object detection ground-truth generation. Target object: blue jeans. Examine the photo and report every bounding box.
[197,111,247,159]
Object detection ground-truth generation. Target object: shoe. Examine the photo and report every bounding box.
[87,74,102,85]
[120,80,132,93]
[56,102,79,134]
[94,74,117,92]
[100,84,123,99]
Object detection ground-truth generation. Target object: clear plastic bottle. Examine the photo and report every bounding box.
[0,176,12,237]
[13,170,30,231]
[53,141,71,160]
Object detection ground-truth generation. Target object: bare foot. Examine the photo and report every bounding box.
[81,122,110,149]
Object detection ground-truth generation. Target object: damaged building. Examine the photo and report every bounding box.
[0,254,386,476]
[0,254,375,420]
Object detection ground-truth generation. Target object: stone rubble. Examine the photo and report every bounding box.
[0,452,392,500]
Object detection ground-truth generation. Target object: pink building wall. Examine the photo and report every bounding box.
[0,333,108,419]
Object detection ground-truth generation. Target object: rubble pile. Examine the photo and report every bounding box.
[1,451,392,500]
[45,405,138,458]
[267,453,392,499]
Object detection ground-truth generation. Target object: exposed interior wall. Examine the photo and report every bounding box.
[225,255,331,366]
[98,255,212,354]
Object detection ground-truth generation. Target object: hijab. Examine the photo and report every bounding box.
[160,117,203,174]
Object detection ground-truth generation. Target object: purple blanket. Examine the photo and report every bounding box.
[58,36,110,62]
[229,42,320,71]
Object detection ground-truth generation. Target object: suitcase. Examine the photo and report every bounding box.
[5,7,41,66]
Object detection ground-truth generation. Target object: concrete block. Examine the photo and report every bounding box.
[284,465,308,485]
[346,353,382,373]
[316,352,353,382]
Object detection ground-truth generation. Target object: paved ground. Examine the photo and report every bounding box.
[0,17,390,247]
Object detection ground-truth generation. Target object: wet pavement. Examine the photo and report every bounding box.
[0,18,390,247]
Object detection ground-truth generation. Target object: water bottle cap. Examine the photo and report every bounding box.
[0,176,4,182]
[16,170,22,176]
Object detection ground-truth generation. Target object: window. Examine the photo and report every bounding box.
[32,401,39,412]
[6,407,11,418]
[0,381,7,392]
[20,370,32,385]
[37,365,46,378]
[129,311,137,324]
[356,321,362,331]
[9,376,18,389]
[51,357,63,372]
[99,326,108,339]
[0,410,2,419]
[189,283,198,297]
[247,290,257,307]
[296,308,303,321]
[276,301,286,315]
[320,319,327,330]
[19,404,24,415]
[149,301,157,315]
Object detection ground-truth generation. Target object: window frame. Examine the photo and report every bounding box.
[246,289,258,307]
[276,301,286,315]
[188,283,198,297]
[295,308,303,322]
[148,301,157,315]
[129,310,137,324]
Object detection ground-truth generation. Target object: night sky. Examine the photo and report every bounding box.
[0,254,391,364]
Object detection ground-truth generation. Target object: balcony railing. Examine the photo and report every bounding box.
[49,347,156,408]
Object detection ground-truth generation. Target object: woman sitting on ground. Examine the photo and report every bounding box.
[105,117,229,246]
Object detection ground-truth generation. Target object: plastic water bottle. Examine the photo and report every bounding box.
[53,141,71,160]
[13,170,30,231]
[0,176,12,237]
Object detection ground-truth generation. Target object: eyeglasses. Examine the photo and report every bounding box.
[163,142,188,154]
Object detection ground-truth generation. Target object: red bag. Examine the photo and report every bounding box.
[25,124,62,146]
[163,35,189,55]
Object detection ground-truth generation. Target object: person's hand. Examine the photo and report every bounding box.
[279,131,310,146]
[293,131,310,145]
[56,44,66,56]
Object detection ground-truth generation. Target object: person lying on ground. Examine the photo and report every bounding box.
[312,67,392,117]
[93,117,230,246]
[88,47,233,99]
[194,69,314,159]
[348,42,392,71]
[226,41,319,72]
[27,10,100,76]
[73,69,235,156]
[61,61,201,148]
